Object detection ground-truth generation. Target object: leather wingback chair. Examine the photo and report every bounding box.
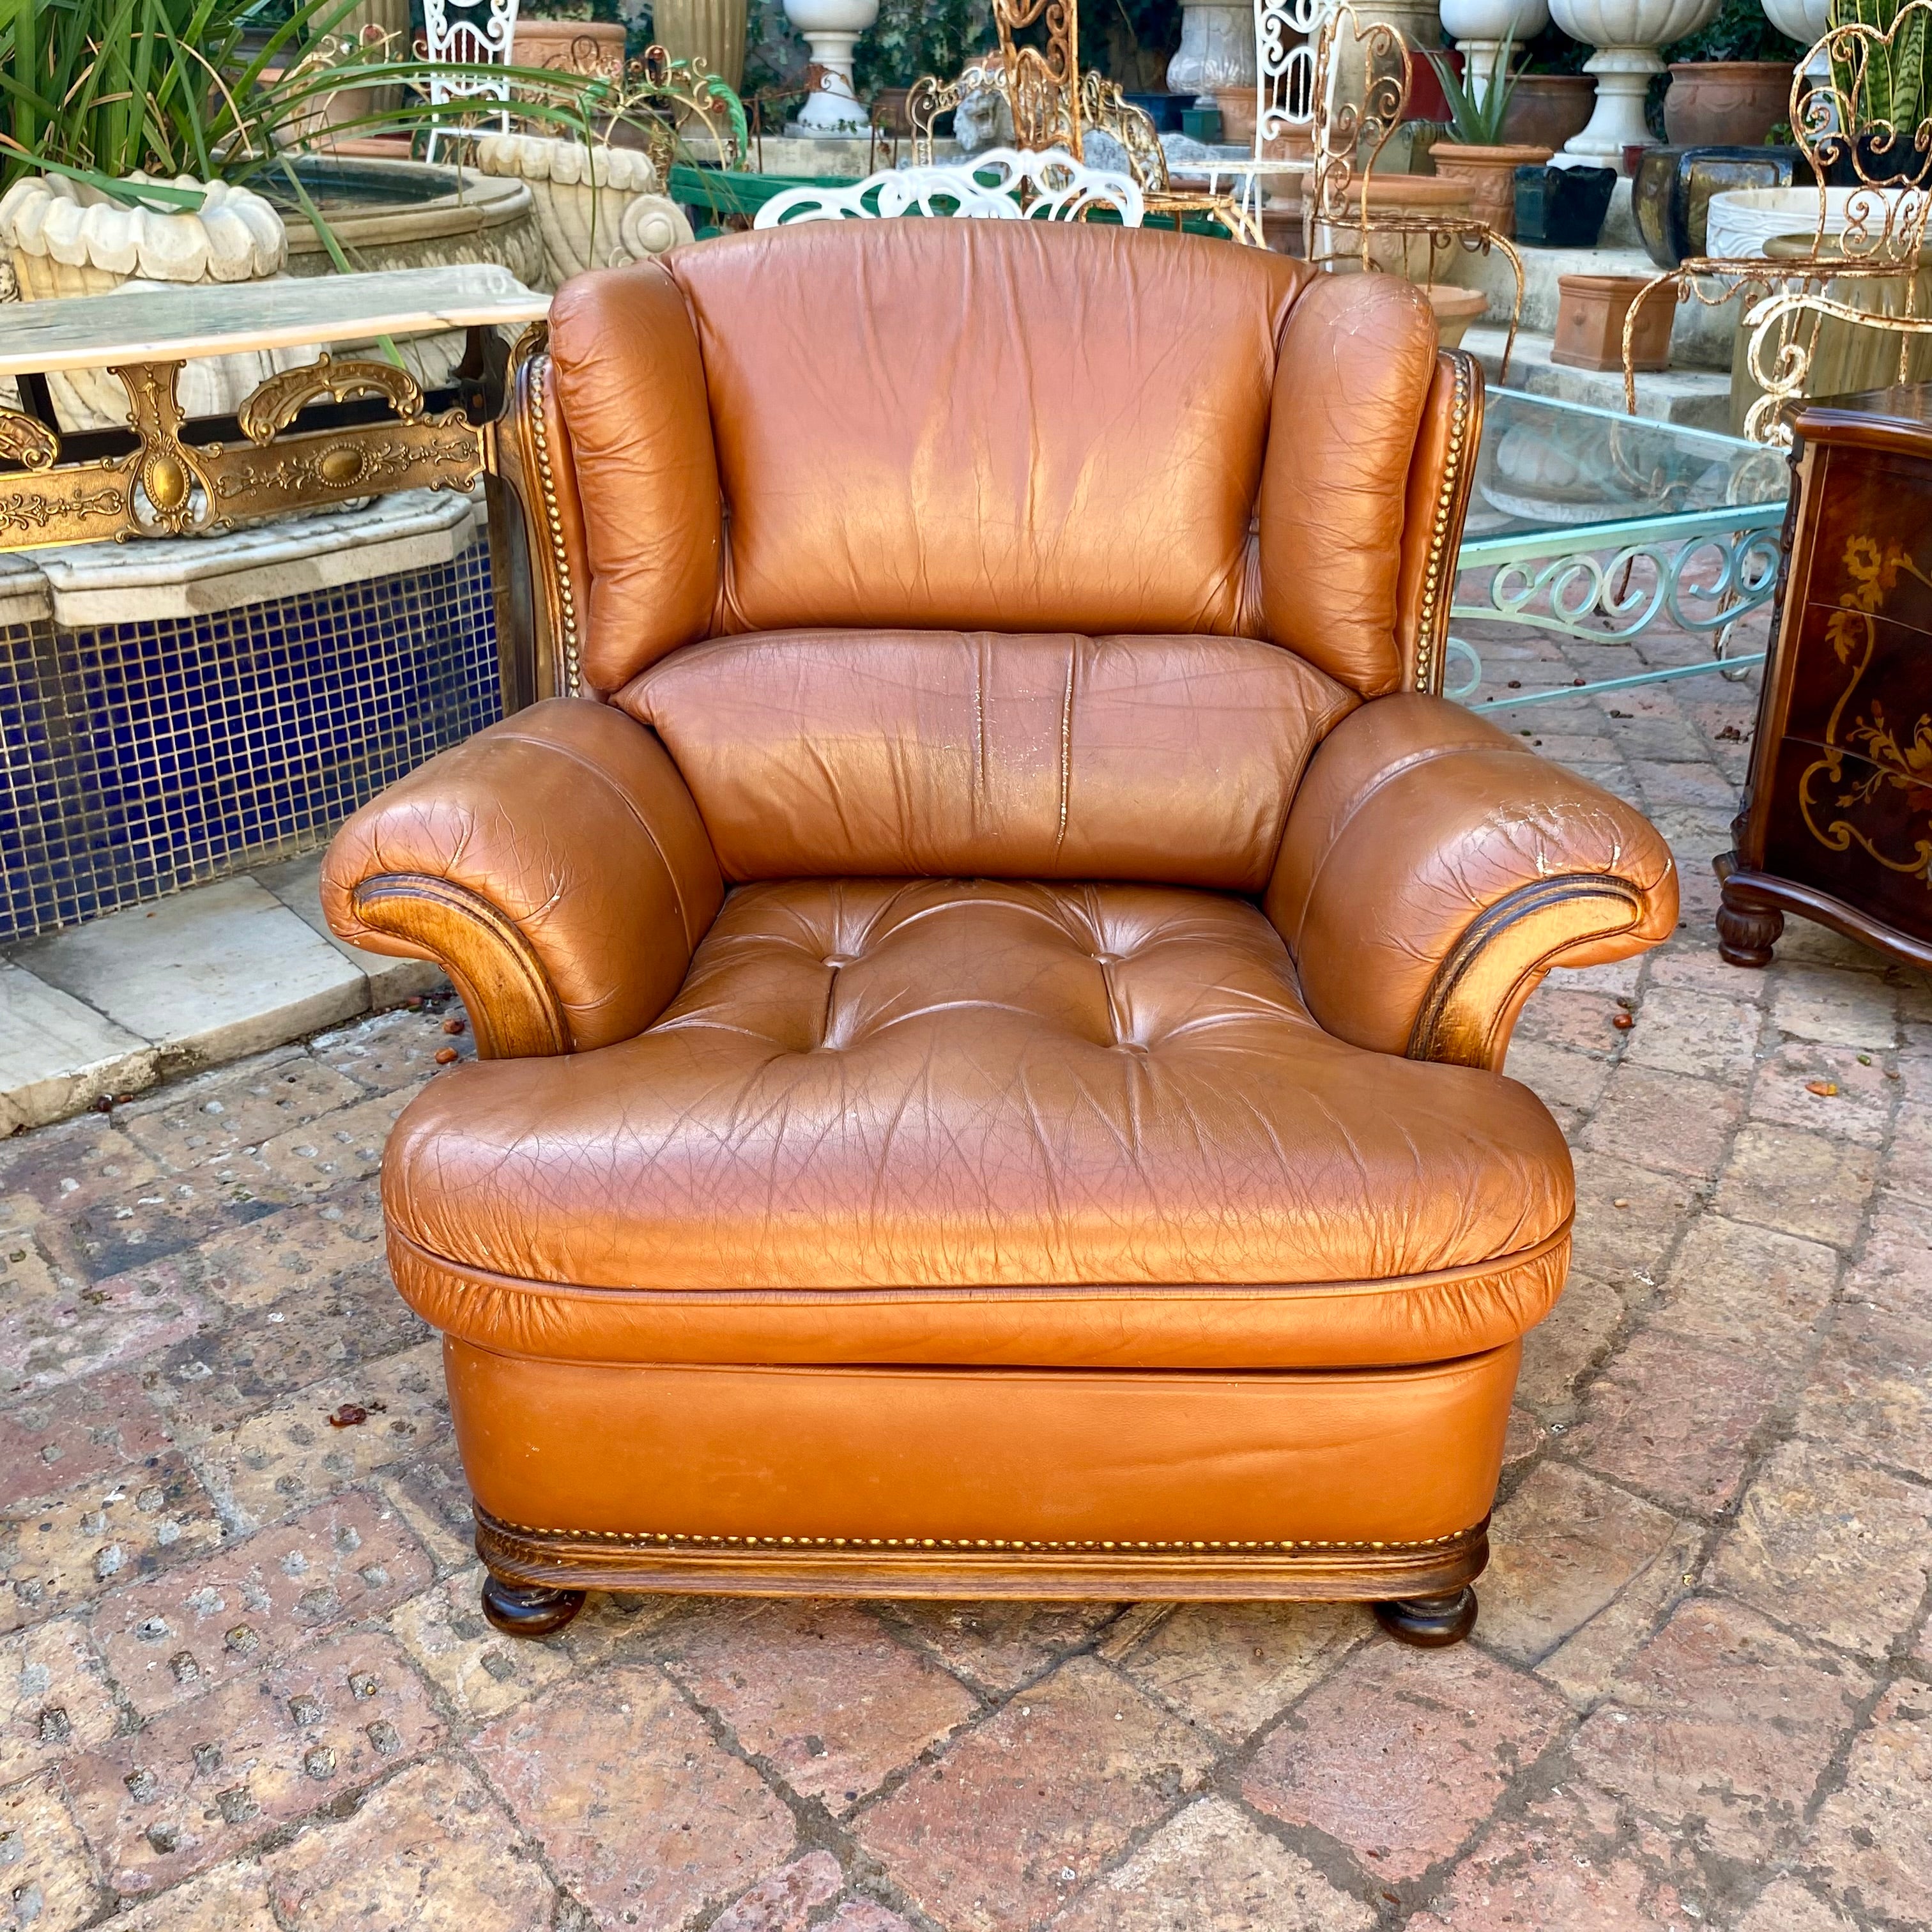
[325,220,1677,1645]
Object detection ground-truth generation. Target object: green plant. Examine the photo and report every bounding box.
[1828,0,1929,132]
[0,0,616,209]
[1662,0,1797,63]
[1425,26,1518,146]
[856,0,990,92]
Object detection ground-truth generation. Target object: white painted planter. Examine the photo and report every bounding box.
[1761,0,1833,89]
[473,135,693,287]
[0,172,298,431]
[1169,1,1259,96]
[1549,0,1722,167]
[785,0,877,131]
[1441,0,1551,93]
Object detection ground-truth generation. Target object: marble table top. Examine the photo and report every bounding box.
[0,264,550,376]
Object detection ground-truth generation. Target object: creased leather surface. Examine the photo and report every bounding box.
[1261,274,1439,697]
[323,698,723,1052]
[668,221,1307,643]
[548,262,723,695]
[384,878,1574,1295]
[618,629,1359,886]
[1266,693,1680,1055]
[392,1224,1567,1368]
[448,1340,1520,1546]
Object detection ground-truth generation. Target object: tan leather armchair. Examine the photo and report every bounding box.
[325,221,1677,1646]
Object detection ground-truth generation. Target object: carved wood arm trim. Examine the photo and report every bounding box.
[1406,875,1649,1072]
[351,875,571,1060]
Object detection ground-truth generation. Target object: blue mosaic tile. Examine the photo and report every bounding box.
[0,535,499,943]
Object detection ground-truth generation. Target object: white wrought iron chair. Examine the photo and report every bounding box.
[753,148,1146,227]
[422,0,521,162]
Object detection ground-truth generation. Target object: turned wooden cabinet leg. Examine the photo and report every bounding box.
[1717,882,1784,969]
[481,1572,586,1637]
[1374,1586,1478,1647]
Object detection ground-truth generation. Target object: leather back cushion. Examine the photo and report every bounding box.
[618,629,1359,886]
[668,220,1307,641]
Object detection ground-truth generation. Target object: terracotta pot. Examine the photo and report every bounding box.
[1215,88,1258,148]
[653,0,748,92]
[1425,282,1489,348]
[1321,173,1476,276]
[1662,62,1797,150]
[1429,141,1553,237]
[511,17,628,84]
[1502,74,1595,151]
[1553,272,1673,371]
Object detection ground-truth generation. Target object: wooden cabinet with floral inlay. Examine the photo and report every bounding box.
[1717,385,1932,972]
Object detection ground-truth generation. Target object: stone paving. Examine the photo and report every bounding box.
[2,597,1930,1932]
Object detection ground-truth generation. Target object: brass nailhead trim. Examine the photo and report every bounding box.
[494,1521,1479,1555]
[525,353,581,698]
[1414,354,1473,694]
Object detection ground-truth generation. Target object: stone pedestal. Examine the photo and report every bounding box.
[1169,1,1259,96]
[1549,0,1721,169]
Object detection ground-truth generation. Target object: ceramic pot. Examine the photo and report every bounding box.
[0,171,293,429]
[511,17,627,82]
[785,0,877,130]
[1216,88,1259,146]
[1664,60,1798,147]
[1503,73,1597,149]
[1514,160,1617,243]
[1430,140,1554,234]
[1425,281,1491,346]
[1629,141,1803,264]
[1553,270,1674,369]
[1547,0,1722,166]
[652,0,748,92]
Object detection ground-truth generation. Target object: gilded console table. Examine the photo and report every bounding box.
[0,264,551,709]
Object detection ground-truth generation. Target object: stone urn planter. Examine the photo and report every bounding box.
[473,134,693,287]
[1548,0,1722,167]
[1431,141,1555,234]
[1663,61,1798,146]
[653,0,748,91]
[785,0,878,130]
[0,172,291,429]
[1168,1,1259,96]
[1441,0,1549,93]
[1503,73,1598,148]
[511,16,628,82]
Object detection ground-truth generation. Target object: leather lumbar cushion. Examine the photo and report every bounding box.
[620,629,1359,886]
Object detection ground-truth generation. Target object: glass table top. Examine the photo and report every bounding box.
[1463,387,1792,548]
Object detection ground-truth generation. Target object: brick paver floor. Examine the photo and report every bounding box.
[3,591,1929,1932]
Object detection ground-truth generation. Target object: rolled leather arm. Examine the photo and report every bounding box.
[322,698,723,1058]
[1264,694,1677,1070]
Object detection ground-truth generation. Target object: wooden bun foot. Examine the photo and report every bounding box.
[1374,1586,1478,1647]
[481,1574,586,1637]
[1717,887,1783,968]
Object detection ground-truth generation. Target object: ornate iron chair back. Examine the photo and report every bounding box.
[1625,1,1932,445]
[422,0,520,161]
[753,148,1146,227]
[1298,4,1522,372]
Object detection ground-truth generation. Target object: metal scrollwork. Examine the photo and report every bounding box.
[0,408,59,472]
[237,355,427,443]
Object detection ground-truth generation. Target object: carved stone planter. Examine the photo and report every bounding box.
[0,171,290,429]
[473,134,693,287]
[1547,0,1722,168]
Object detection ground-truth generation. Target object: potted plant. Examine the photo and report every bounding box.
[1661,0,1803,144]
[1426,27,1555,234]
[1501,19,1600,144]
[1824,0,1931,180]
[514,0,631,82]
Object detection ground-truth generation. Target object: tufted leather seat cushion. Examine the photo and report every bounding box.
[385,879,1574,1371]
